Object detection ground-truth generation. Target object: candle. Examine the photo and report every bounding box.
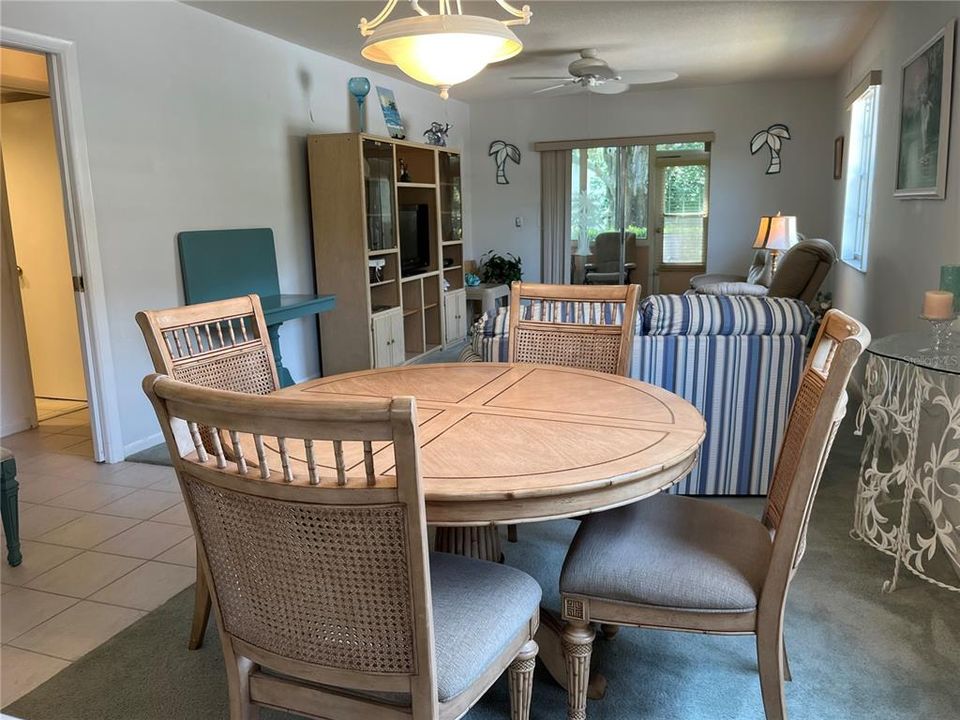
[923,290,955,319]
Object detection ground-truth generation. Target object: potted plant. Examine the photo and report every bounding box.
[479,251,522,285]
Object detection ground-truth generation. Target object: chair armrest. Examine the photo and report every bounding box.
[695,282,770,297]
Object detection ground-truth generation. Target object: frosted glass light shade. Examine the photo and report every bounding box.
[753,213,798,251]
[362,15,522,98]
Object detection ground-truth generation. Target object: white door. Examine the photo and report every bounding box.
[372,309,405,368]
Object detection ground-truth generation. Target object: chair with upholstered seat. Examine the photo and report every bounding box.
[559,308,869,720]
[143,374,541,720]
[136,294,279,650]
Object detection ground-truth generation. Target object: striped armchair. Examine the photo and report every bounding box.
[464,294,813,496]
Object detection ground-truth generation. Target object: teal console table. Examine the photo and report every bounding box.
[178,229,335,387]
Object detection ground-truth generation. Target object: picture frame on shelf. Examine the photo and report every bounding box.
[894,19,956,199]
[376,86,406,139]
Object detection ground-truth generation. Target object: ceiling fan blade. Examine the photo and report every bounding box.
[510,76,572,81]
[617,70,679,85]
[590,81,629,95]
[533,83,572,94]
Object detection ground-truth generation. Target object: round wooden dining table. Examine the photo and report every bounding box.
[272,361,706,695]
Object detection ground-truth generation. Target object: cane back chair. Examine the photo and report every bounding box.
[559,309,870,720]
[136,294,278,649]
[143,375,541,720]
[507,281,641,376]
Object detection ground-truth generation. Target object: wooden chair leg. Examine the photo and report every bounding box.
[508,639,538,720]
[757,626,787,720]
[223,642,259,720]
[188,566,212,650]
[562,620,595,720]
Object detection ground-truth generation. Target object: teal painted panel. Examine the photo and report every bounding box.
[178,228,281,304]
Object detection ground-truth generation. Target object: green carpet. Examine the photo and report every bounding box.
[8,421,959,719]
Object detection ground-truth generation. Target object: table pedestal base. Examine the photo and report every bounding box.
[434,525,607,700]
[434,526,503,562]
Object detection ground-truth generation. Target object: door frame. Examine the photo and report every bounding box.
[1,26,125,463]
[649,149,711,293]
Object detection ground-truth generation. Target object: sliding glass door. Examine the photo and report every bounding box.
[569,145,649,286]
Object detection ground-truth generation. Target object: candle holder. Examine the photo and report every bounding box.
[348,77,371,133]
[920,314,957,355]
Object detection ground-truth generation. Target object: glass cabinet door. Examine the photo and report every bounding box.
[438,151,463,243]
[363,140,396,251]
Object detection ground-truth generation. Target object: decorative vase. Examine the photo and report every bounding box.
[348,77,371,133]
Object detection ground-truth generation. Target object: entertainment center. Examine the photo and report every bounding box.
[307,133,467,374]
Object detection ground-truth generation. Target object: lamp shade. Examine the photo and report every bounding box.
[753,213,798,251]
[362,14,522,98]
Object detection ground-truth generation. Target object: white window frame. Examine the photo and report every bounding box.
[841,73,881,273]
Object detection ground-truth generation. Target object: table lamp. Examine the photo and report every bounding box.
[753,212,798,273]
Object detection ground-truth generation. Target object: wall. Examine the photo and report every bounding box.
[831,1,960,339]
[0,0,471,455]
[468,78,836,282]
[2,98,88,401]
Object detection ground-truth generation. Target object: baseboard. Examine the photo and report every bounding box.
[0,417,34,438]
[122,431,164,459]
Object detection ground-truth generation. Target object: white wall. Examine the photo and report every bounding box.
[831,2,960,339]
[2,98,88,401]
[0,0,471,455]
[467,78,836,282]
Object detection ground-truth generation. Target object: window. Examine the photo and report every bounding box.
[841,82,880,271]
[658,159,709,265]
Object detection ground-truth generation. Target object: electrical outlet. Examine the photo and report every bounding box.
[515,216,523,228]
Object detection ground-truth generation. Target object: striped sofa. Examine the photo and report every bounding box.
[464,294,813,495]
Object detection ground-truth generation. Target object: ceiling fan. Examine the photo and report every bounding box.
[510,48,677,95]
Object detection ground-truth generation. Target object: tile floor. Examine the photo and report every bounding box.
[0,412,195,706]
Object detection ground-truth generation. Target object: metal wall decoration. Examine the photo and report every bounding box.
[489,140,521,184]
[423,122,452,146]
[750,123,791,174]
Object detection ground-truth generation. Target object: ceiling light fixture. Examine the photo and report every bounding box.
[359,1,531,99]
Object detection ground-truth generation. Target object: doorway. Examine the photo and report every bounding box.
[1,46,92,456]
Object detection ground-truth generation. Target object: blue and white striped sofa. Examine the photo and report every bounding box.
[464,294,813,496]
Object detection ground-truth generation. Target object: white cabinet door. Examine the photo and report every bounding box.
[455,290,468,339]
[444,290,468,343]
[390,311,406,366]
[372,310,403,368]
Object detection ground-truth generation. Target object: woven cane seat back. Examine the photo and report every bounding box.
[171,346,275,396]
[513,325,624,374]
[762,310,868,566]
[182,476,416,673]
[508,282,640,377]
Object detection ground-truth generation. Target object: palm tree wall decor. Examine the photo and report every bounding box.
[750,124,791,174]
[489,140,521,184]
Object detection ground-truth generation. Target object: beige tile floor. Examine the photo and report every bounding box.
[0,411,195,706]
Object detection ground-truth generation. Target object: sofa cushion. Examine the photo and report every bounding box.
[560,493,772,612]
[641,294,812,337]
[431,552,541,702]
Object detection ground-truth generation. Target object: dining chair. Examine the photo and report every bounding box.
[503,281,641,543]
[136,294,278,650]
[558,308,870,720]
[143,374,541,720]
[507,281,641,376]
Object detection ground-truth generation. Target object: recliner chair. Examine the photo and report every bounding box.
[690,238,837,304]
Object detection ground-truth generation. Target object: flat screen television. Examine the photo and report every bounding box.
[399,204,431,276]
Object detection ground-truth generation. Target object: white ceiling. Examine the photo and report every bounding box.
[188,1,882,102]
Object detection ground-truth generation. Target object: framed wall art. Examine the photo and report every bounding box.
[894,19,956,199]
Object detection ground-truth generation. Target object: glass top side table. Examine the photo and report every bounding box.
[852,331,960,594]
